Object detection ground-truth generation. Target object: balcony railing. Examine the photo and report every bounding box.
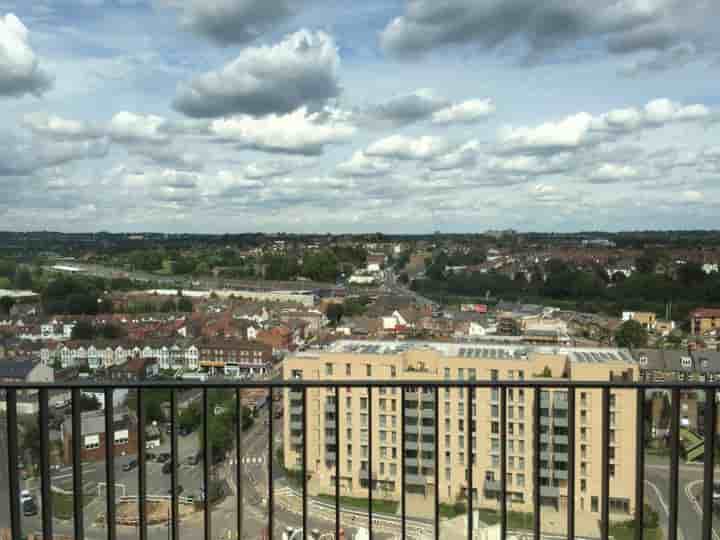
[0,379,717,540]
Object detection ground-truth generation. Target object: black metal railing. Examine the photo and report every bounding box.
[0,379,718,540]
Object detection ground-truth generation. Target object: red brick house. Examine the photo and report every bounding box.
[61,409,138,465]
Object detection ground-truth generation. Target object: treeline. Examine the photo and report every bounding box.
[413,258,720,322]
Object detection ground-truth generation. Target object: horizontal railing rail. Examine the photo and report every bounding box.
[1,379,716,540]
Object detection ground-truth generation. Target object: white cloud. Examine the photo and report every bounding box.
[499,98,713,154]
[23,112,103,139]
[366,135,450,161]
[432,99,495,124]
[173,30,340,118]
[0,13,52,97]
[108,111,169,144]
[337,151,392,177]
[210,106,355,155]
[587,163,640,183]
[429,140,481,170]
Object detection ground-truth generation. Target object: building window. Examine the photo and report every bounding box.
[516,474,525,487]
[469,368,477,380]
[490,369,499,381]
[366,365,372,376]
[360,398,368,410]
[508,406,514,419]
[444,368,451,379]
[491,405,499,418]
[518,371,524,380]
[591,496,599,513]
[346,364,351,376]
[458,368,465,380]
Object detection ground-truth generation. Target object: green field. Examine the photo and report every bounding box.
[317,494,398,515]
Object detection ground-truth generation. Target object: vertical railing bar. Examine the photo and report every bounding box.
[170,389,179,540]
[533,387,541,540]
[634,388,645,540]
[137,388,147,540]
[302,387,308,540]
[334,388,340,540]
[368,385,373,540]
[567,387,576,540]
[467,386,473,540]
[601,388,610,540]
[39,387,53,540]
[500,386,507,540]
[401,386,406,540]
[669,387,680,540]
[268,387,274,540]
[235,388,243,540]
[203,388,211,540]
[72,388,85,540]
[104,388,116,540]
[702,388,716,540]
[434,386,440,540]
[6,389,21,540]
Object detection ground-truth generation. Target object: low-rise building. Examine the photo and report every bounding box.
[690,308,720,336]
[61,409,137,465]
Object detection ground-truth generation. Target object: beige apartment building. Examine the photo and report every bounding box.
[282,341,639,519]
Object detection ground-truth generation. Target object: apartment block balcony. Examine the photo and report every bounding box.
[0,379,710,540]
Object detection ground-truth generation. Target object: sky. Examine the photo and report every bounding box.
[0,0,719,234]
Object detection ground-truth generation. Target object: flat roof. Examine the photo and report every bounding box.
[313,340,634,364]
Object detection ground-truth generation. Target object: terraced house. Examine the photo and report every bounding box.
[283,341,639,520]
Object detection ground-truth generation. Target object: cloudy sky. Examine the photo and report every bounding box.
[1,0,719,233]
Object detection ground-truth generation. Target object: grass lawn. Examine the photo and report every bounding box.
[52,491,95,520]
[438,503,467,519]
[475,509,534,529]
[609,523,662,540]
[317,494,398,515]
[680,428,702,447]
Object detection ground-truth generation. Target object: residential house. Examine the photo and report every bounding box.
[61,409,137,465]
[690,308,720,336]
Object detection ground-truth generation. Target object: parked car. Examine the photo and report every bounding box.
[22,498,38,517]
[145,452,157,462]
[167,485,184,496]
[179,426,192,437]
[157,453,171,463]
[19,489,32,504]
[187,451,202,466]
[162,460,173,474]
[122,459,137,472]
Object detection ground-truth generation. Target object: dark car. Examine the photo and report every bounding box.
[22,499,38,517]
[162,460,173,474]
[157,453,171,463]
[187,451,202,466]
[145,452,157,462]
[167,485,184,496]
[179,426,192,437]
[122,459,137,472]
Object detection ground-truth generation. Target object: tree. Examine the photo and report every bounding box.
[13,267,33,290]
[635,251,659,274]
[79,393,101,412]
[20,418,41,467]
[0,296,15,316]
[615,319,648,349]
[677,262,705,287]
[301,250,339,282]
[71,320,96,340]
[161,298,176,312]
[99,323,126,340]
[178,297,194,313]
[179,402,202,432]
[326,303,344,325]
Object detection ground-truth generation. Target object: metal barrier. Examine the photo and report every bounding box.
[1,380,717,540]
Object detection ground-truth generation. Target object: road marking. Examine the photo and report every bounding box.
[685,479,720,540]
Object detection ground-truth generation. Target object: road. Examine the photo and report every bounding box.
[45,263,333,292]
[1,405,380,539]
[645,461,720,540]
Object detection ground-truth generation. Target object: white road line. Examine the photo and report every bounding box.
[646,479,686,540]
[685,479,720,540]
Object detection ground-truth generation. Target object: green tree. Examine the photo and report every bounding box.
[326,303,344,325]
[13,267,33,290]
[178,297,194,313]
[301,250,339,282]
[161,298,176,312]
[635,251,659,274]
[99,323,126,340]
[71,320,96,340]
[20,418,41,467]
[79,393,101,412]
[0,296,15,316]
[179,402,202,432]
[615,320,648,348]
